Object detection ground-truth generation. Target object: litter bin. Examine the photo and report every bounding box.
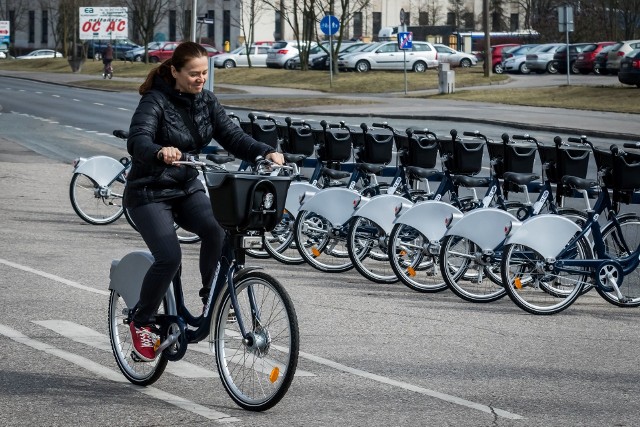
[438,63,455,94]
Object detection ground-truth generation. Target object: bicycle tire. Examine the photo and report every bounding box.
[501,235,592,315]
[211,271,299,411]
[108,289,168,385]
[70,172,125,225]
[597,214,640,307]
[387,223,448,293]
[263,211,305,265]
[347,216,398,283]
[294,210,354,272]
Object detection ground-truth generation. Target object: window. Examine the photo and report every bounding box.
[413,43,432,52]
[223,10,230,46]
[419,12,429,26]
[378,43,397,53]
[207,10,215,39]
[28,10,35,43]
[372,12,381,41]
[446,12,455,27]
[510,13,519,31]
[41,10,48,44]
[353,12,362,39]
[169,10,176,41]
[274,10,282,40]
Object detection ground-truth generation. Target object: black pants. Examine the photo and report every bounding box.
[128,190,225,325]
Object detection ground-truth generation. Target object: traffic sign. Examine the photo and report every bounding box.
[320,15,340,36]
[0,21,10,45]
[398,32,413,50]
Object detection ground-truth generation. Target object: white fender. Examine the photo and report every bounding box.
[503,214,582,259]
[74,155,126,187]
[444,208,520,251]
[352,194,413,234]
[298,187,361,227]
[393,200,463,241]
[285,182,318,218]
[109,251,176,313]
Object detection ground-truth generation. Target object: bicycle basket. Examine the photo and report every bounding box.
[594,148,640,191]
[538,145,590,183]
[450,139,485,175]
[251,119,279,149]
[358,129,394,164]
[317,128,352,163]
[488,141,537,178]
[407,135,438,169]
[204,171,291,232]
[283,125,315,156]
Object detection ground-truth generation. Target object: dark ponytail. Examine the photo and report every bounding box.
[138,42,208,95]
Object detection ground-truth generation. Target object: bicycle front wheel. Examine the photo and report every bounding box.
[598,215,640,307]
[70,172,125,225]
[294,210,354,272]
[108,290,168,386]
[211,271,299,411]
[348,216,398,283]
[263,211,305,265]
[501,237,592,315]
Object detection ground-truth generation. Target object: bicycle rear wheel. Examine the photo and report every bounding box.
[211,271,299,411]
[501,236,592,315]
[108,290,168,385]
[348,216,398,283]
[263,211,305,265]
[70,172,125,225]
[294,210,354,272]
[598,215,640,307]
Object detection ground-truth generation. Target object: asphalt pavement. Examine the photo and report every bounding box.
[0,68,637,141]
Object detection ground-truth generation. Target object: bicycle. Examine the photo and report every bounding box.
[102,61,113,79]
[108,157,299,410]
[439,132,591,303]
[501,137,640,314]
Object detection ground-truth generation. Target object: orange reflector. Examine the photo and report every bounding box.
[311,247,320,257]
[407,266,416,277]
[269,367,280,383]
[400,250,406,256]
[514,277,522,289]
[153,338,161,351]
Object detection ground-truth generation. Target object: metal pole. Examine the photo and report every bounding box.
[565,6,570,85]
[191,0,198,42]
[329,33,333,88]
[483,0,491,77]
[404,50,407,94]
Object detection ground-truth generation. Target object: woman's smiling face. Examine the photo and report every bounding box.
[172,55,208,94]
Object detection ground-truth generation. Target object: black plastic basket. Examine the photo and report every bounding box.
[358,129,394,164]
[282,125,315,156]
[204,171,291,232]
[538,145,590,183]
[594,148,640,191]
[445,139,484,175]
[251,119,279,149]
[488,141,537,178]
[317,128,352,163]
[407,136,438,169]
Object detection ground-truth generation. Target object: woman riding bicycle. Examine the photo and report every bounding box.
[124,41,284,362]
[102,43,114,76]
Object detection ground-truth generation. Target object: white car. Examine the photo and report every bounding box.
[337,41,438,72]
[16,49,64,59]
[433,44,478,67]
[213,45,270,68]
[266,40,315,69]
[502,53,530,74]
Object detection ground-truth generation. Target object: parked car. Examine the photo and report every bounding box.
[16,49,64,59]
[489,43,519,74]
[593,44,616,75]
[337,41,438,72]
[618,48,640,87]
[552,43,592,74]
[502,51,531,74]
[289,41,362,69]
[213,44,270,68]
[574,41,616,74]
[266,40,315,69]
[501,44,538,64]
[309,42,368,70]
[148,42,220,63]
[606,39,640,74]
[124,41,164,62]
[84,39,140,60]
[433,44,477,67]
[525,43,564,74]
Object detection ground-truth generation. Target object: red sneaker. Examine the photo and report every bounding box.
[129,322,157,362]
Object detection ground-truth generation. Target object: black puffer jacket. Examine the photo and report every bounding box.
[124,75,274,208]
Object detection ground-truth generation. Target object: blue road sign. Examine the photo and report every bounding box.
[398,32,413,50]
[320,15,340,36]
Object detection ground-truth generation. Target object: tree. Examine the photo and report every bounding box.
[447,0,469,29]
[38,0,62,55]
[234,0,270,66]
[119,0,169,62]
[0,0,29,51]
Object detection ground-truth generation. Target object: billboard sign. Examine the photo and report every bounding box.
[79,7,128,40]
[0,21,10,48]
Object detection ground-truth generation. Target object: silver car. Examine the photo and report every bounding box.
[606,39,640,73]
[266,40,315,69]
[433,44,478,67]
[213,45,270,68]
[525,43,564,74]
[337,41,438,72]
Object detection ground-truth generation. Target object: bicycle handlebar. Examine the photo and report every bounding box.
[623,142,640,149]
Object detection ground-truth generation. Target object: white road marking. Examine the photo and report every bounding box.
[93,102,104,106]
[2,258,520,418]
[117,107,130,111]
[52,94,60,97]
[0,323,239,423]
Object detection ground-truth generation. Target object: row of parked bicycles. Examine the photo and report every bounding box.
[69,112,640,316]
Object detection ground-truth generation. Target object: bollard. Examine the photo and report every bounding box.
[438,63,455,94]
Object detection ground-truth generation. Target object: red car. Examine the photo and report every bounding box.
[574,41,616,74]
[147,42,220,63]
[490,43,520,74]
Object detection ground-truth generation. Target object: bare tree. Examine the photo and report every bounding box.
[119,0,169,62]
[510,0,533,29]
[232,0,270,66]
[421,0,443,26]
[447,0,469,29]
[0,0,29,50]
[38,0,62,54]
